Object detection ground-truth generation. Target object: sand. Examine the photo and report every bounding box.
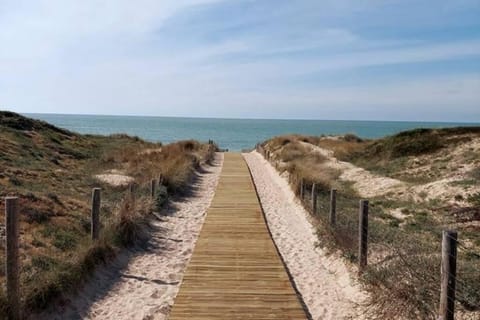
[34,153,223,320]
[244,151,368,320]
[299,139,480,219]
[95,169,135,187]
[95,173,134,187]
[300,141,405,198]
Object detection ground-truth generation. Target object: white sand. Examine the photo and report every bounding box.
[300,141,405,198]
[95,173,134,187]
[244,151,368,320]
[95,169,134,187]
[299,140,480,219]
[35,153,223,320]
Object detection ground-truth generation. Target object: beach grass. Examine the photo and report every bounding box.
[260,128,480,319]
[0,111,217,316]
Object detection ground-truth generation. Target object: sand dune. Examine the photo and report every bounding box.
[33,154,223,320]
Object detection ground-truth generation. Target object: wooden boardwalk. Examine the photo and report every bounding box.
[169,153,307,319]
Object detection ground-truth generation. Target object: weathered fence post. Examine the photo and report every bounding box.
[91,188,101,240]
[5,197,20,320]
[438,230,457,320]
[151,179,156,198]
[129,183,135,194]
[330,189,337,226]
[300,178,305,199]
[311,183,317,213]
[358,199,369,273]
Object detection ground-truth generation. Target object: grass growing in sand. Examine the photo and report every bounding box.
[260,129,480,319]
[0,111,217,317]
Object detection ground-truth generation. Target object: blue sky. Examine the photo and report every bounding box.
[1,0,479,121]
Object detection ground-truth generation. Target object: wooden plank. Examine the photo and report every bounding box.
[169,153,306,319]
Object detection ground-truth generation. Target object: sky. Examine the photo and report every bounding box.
[1,0,480,122]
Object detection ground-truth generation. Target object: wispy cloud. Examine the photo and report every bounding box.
[0,0,479,121]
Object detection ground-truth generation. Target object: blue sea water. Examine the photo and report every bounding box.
[25,113,479,151]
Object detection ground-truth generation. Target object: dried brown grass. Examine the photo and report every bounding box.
[264,135,340,192]
[260,132,480,319]
[0,112,217,317]
[314,137,367,160]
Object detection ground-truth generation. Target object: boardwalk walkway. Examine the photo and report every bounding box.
[169,153,307,319]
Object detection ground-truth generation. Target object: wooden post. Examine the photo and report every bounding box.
[300,178,304,199]
[358,199,369,272]
[129,183,135,194]
[439,230,457,320]
[330,189,337,226]
[151,179,156,198]
[159,174,163,185]
[311,183,317,213]
[91,188,101,240]
[5,197,20,320]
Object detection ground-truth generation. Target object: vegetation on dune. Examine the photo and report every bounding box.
[259,129,480,319]
[343,127,480,182]
[263,134,359,194]
[0,111,218,317]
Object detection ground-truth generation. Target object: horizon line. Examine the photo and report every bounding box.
[16,111,480,125]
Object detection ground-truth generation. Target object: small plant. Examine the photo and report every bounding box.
[112,197,151,247]
[52,230,78,251]
[47,192,61,204]
[9,175,22,186]
[468,192,480,206]
[24,208,50,224]
[31,255,58,271]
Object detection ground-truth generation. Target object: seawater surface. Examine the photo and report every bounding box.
[25,113,478,151]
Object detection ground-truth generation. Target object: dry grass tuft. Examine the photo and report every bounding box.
[264,135,340,192]
[110,196,152,247]
[314,137,367,160]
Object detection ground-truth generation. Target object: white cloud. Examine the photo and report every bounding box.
[200,39,480,79]
[0,0,224,62]
[0,0,479,122]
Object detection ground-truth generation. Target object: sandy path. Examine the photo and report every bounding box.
[300,141,405,198]
[302,140,480,205]
[35,153,223,320]
[244,151,368,320]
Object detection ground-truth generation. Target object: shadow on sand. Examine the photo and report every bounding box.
[32,155,222,320]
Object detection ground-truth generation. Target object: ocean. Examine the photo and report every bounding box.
[25,113,479,151]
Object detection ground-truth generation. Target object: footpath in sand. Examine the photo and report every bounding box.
[169,153,307,319]
[35,154,223,320]
[244,151,368,320]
